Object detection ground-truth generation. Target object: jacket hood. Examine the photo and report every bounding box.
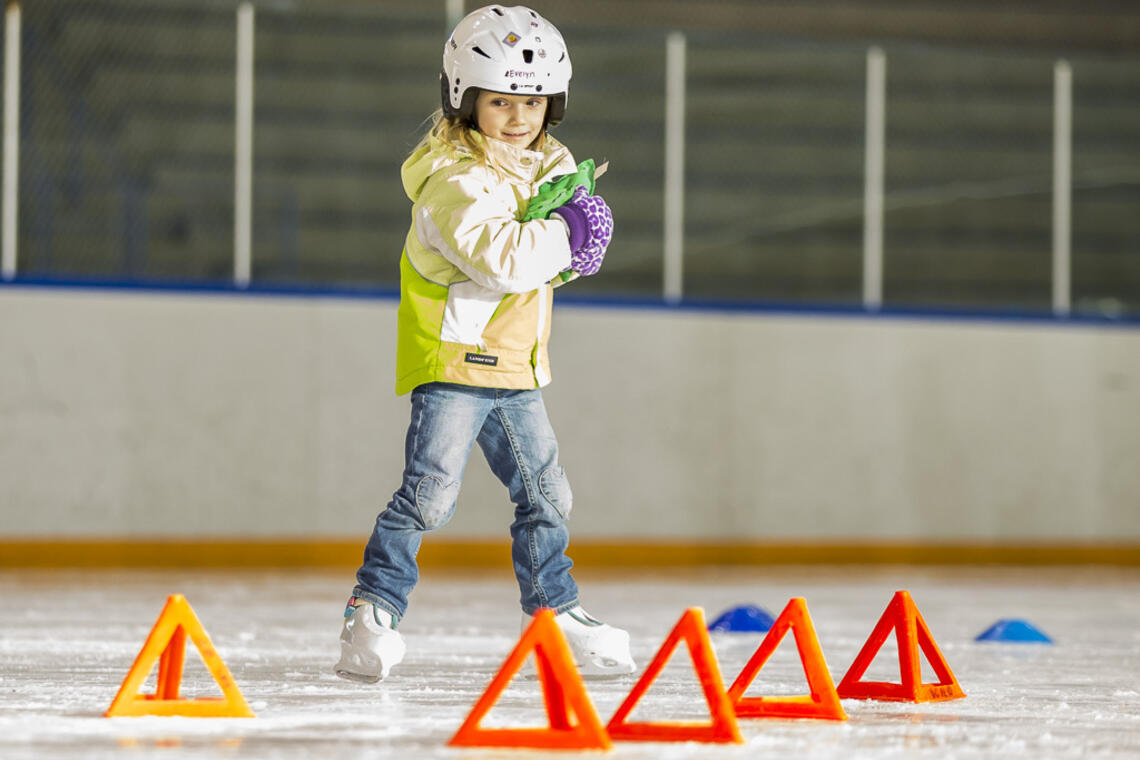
[401,130,576,203]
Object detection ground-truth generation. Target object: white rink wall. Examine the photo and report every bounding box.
[1,285,1138,541]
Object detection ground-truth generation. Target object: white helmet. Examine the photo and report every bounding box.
[441,5,572,126]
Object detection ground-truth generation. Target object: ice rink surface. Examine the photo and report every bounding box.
[1,565,1138,759]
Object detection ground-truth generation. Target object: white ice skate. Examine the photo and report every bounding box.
[527,606,636,677]
[335,599,406,683]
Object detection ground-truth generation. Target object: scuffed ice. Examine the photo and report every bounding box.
[1,566,1138,759]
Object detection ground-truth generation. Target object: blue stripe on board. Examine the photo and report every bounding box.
[1,276,1137,329]
[0,276,400,302]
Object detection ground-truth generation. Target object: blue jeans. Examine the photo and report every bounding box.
[353,382,579,624]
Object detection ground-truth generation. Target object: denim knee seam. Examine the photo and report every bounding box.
[538,466,572,519]
[493,405,540,511]
[494,404,548,607]
[413,473,459,530]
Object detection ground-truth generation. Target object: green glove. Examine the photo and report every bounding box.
[525,159,606,283]
[522,159,598,222]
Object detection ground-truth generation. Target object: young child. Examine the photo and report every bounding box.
[335,5,633,683]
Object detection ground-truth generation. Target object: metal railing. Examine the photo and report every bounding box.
[2,0,1136,317]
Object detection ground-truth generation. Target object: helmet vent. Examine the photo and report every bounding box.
[471,46,491,59]
[491,7,504,15]
[522,49,534,63]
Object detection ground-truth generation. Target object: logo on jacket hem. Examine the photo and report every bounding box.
[464,352,499,367]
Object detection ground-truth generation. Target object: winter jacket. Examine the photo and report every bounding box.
[394,129,579,395]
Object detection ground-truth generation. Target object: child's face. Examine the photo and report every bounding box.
[474,91,548,149]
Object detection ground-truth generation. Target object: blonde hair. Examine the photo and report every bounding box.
[412,104,549,174]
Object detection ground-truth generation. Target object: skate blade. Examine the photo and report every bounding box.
[518,660,636,680]
[334,667,382,684]
[578,660,637,679]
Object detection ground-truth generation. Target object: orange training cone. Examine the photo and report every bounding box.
[448,608,611,750]
[726,597,847,720]
[607,607,742,744]
[836,590,965,702]
[105,594,255,717]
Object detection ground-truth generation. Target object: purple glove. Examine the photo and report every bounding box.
[551,186,613,276]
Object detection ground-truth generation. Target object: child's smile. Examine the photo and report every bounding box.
[475,91,548,149]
